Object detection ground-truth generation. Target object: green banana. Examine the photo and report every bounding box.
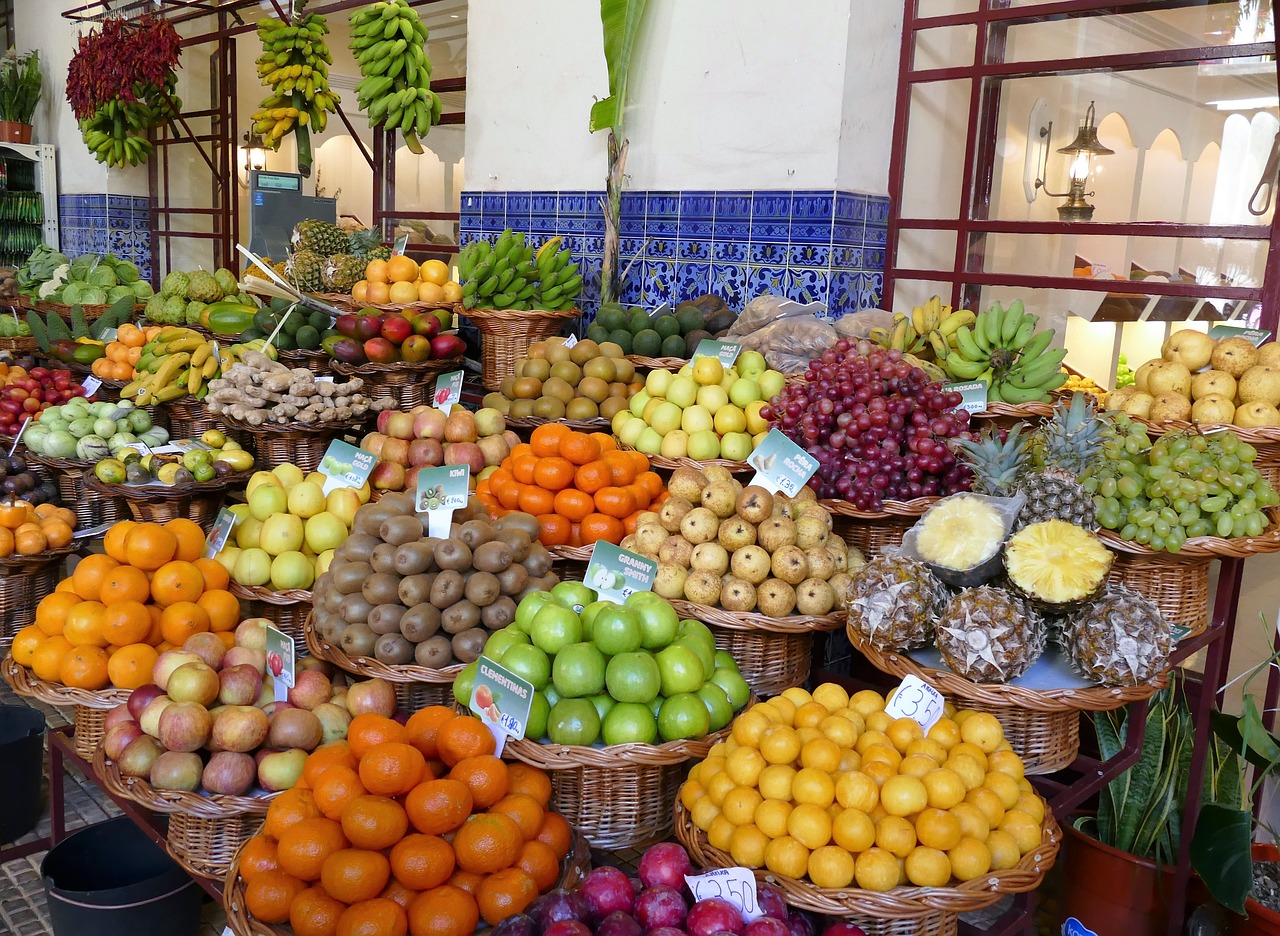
[953,325,984,361]
[1000,300,1024,344]
[945,352,988,380]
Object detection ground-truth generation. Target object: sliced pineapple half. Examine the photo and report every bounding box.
[915,494,1006,570]
[1004,519,1113,607]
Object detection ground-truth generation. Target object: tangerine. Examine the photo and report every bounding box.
[448,755,508,808]
[107,643,159,690]
[98,565,150,606]
[403,706,455,759]
[529,424,569,458]
[313,769,366,821]
[289,886,346,936]
[408,885,478,936]
[101,601,152,646]
[477,867,540,926]
[160,601,211,645]
[454,813,523,874]
[341,794,410,850]
[447,870,484,895]
[389,833,455,891]
[515,839,560,891]
[506,764,552,808]
[405,778,473,836]
[277,817,349,881]
[359,742,427,796]
[124,524,178,571]
[265,788,322,840]
[488,793,544,840]
[193,556,231,592]
[239,835,280,882]
[381,878,420,911]
[348,713,407,757]
[164,518,205,562]
[534,811,572,859]
[245,869,307,924]
[150,560,205,606]
[321,848,391,905]
[59,645,110,690]
[435,716,496,767]
[336,898,407,936]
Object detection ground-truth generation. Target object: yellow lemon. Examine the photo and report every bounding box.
[758,764,797,801]
[780,686,815,709]
[965,787,1006,827]
[726,747,767,787]
[708,815,737,851]
[927,718,961,749]
[880,775,928,817]
[951,742,988,769]
[812,683,850,712]
[800,737,842,773]
[732,709,772,747]
[765,696,797,726]
[680,780,706,811]
[691,797,721,831]
[708,741,731,759]
[987,749,1026,780]
[986,829,1021,870]
[1015,793,1045,824]
[898,754,937,778]
[914,807,962,851]
[764,836,810,879]
[794,702,830,729]
[754,799,793,839]
[983,771,1022,810]
[905,738,948,762]
[854,847,902,891]
[722,786,764,825]
[808,846,856,888]
[886,717,924,752]
[950,802,990,841]
[998,809,1043,854]
[960,712,1003,753]
[875,815,917,858]
[836,770,879,813]
[948,837,992,882]
[729,824,770,868]
[905,845,952,887]
[787,803,833,850]
[854,731,892,755]
[923,768,967,809]
[945,753,986,791]
[832,808,876,853]
[820,715,858,749]
[863,761,898,788]
[793,767,836,808]
[861,744,902,770]
[849,689,886,717]
[760,725,801,765]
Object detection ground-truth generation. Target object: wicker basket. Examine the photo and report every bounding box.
[315,294,460,318]
[93,748,272,879]
[163,396,245,444]
[231,583,312,655]
[0,335,38,354]
[613,441,751,473]
[217,412,367,475]
[304,614,463,687]
[330,356,464,410]
[84,475,247,528]
[675,799,1060,924]
[505,415,612,433]
[824,497,938,560]
[275,347,333,377]
[27,298,144,323]
[23,452,125,528]
[626,355,687,370]
[968,401,1056,430]
[0,549,75,644]
[459,306,580,390]
[1,656,129,759]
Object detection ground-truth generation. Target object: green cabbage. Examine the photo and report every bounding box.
[79,286,108,305]
[113,261,140,285]
[87,266,118,289]
[131,281,154,300]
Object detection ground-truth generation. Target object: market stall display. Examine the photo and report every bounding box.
[141,266,254,328]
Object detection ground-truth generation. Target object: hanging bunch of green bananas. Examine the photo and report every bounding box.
[252,1,338,177]
[530,236,583,311]
[458,229,542,310]
[942,299,1068,403]
[79,76,180,168]
[350,0,442,154]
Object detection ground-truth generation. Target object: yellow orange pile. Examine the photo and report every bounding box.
[353,256,462,307]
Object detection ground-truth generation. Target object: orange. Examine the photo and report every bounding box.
[160,601,210,645]
[532,457,575,492]
[245,868,307,924]
[107,643,159,690]
[448,755,508,809]
[198,589,240,633]
[536,514,571,547]
[635,471,664,501]
[419,258,449,286]
[193,556,231,592]
[164,518,205,562]
[124,523,178,571]
[515,839,560,891]
[290,885,346,936]
[403,706,455,759]
[266,788,322,840]
[560,433,601,466]
[341,794,410,850]
[593,486,636,520]
[337,898,407,936]
[359,742,427,796]
[447,870,484,895]
[55,578,77,594]
[408,885,478,936]
[602,451,637,485]
[15,528,46,556]
[506,764,552,808]
[238,835,281,883]
[42,519,73,549]
[381,878,420,911]
[553,489,594,523]
[63,602,107,647]
[405,778,473,836]
[304,740,359,786]
[386,254,419,283]
[30,636,73,682]
[150,560,205,606]
[101,601,152,646]
[103,521,136,562]
[60,645,110,690]
[511,453,539,486]
[35,591,79,636]
[389,834,455,891]
[534,811,573,859]
[146,604,164,645]
[365,259,389,284]
[453,813,523,874]
[529,423,570,458]
[321,848,391,905]
[573,461,612,495]
[496,481,523,511]
[477,867,540,926]
[277,816,350,881]
[579,513,624,545]
[489,793,544,841]
[436,716,497,767]
[348,713,407,758]
[72,554,120,601]
[10,625,45,668]
[517,486,554,517]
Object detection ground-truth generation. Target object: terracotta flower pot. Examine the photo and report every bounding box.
[0,122,32,144]
[1238,844,1280,936]
[1059,818,1178,936]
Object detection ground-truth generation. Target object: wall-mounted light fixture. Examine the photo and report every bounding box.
[1034,101,1114,222]
[244,131,267,175]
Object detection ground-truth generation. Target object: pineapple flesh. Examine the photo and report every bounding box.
[915,494,1006,570]
[1004,519,1113,608]
[935,586,1045,683]
[1062,584,1172,686]
[846,555,949,652]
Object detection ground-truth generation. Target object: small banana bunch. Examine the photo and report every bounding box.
[79,77,180,168]
[121,329,276,405]
[458,229,539,310]
[942,299,1068,404]
[531,236,583,311]
[869,296,977,363]
[350,0,441,154]
[252,3,338,177]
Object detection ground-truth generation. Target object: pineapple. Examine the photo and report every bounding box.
[346,227,388,260]
[956,424,1030,497]
[1062,584,1172,686]
[1016,392,1108,530]
[846,555,949,652]
[285,250,325,293]
[935,586,1045,682]
[322,254,365,293]
[1004,520,1113,610]
[915,494,1006,571]
[291,219,348,256]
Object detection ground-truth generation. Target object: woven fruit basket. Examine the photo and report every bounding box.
[626,354,686,370]
[161,396,246,445]
[216,412,369,475]
[669,599,844,698]
[25,298,144,323]
[1,655,130,759]
[330,356,465,410]
[674,799,1060,936]
[314,294,460,317]
[967,401,1056,430]
[459,306,579,390]
[303,615,461,711]
[505,414,611,433]
[0,334,38,354]
[22,451,125,528]
[93,747,272,880]
[0,546,81,645]
[613,441,752,474]
[230,583,312,655]
[822,497,941,561]
[85,473,250,528]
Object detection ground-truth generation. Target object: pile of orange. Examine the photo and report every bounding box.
[8,518,240,691]
[0,499,77,557]
[239,708,573,936]
[91,324,164,381]
[476,423,667,549]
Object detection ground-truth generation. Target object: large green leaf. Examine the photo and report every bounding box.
[589,0,650,134]
[1191,804,1254,914]
[1240,697,1280,764]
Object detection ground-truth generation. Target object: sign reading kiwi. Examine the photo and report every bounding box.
[432,370,464,411]
[318,439,377,495]
[692,338,742,366]
[747,428,819,497]
[415,463,470,537]
[469,656,535,749]
[584,540,657,604]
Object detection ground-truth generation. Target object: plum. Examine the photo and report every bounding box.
[534,889,589,930]
[596,910,644,936]
[639,842,694,892]
[580,866,637,922]
[757,883,788,922]
[787,910,815,936]
[820,925,867,936]
[543,923,592,936]
[635,886,689,931]
[492,914,536,936]
[687,898,746,936]
[744,919,791,936]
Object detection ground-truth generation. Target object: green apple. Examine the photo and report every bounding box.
[514,592,556,632]
[687,430,721,460]
[649,695,666,717]
[602,702,658,745]
[650,401,683,436]
[246,470,281,498]
[719,369,738,391]
[546,698,601,745]
[714,650,738,670]
[679,618,717,652]
[658,692,711,741]
[551,581,596,613]
[636,427,664,455]
[629,389,652,418]
[645,369,673,397]
[286,481,326,519]
[325,487,361,527]
[592,606,643,655]
[611,409,634,437]
[737,350,767,379]
[674,636,714,680]
[660,430,689,459]
[629,593,680,648]
[710,666,752,710]
[714,405,747,434]
[759,369,786,400]
[720,431,754,461]
[304,511,348,553]
[695,682,735,732]
[745,400,770,435]
[681,404,714,434]
[692,356,725,387]
[543,685,560,708]
[526,691,551,740]
[579,600,612,640]
[618,417,646,448]
[483,628,530,662]
[696,384,729,412]
[729,378,762,408]
[453,661,479,707]
[248,483,287,522]
[270,551,315,590]
[260,513,304,557]
[605,651,661,703]
[586,692,615,722]
[501,644,551,689]
[666,376,698,408]
[235,516,264,550]
[656,643,705,695]
[232,547,272,586]
[530,603,583,655]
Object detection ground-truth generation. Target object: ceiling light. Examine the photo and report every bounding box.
[1209,96,1280,110]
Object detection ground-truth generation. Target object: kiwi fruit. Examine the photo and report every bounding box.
[370,543,399,574]
[494,527,532,563]
[354,503,395,536]
[398,573,435,608]
[380,515,423,547]
[481,595,517,630]
[362,572,402,606]
[374,633,414,665]
[323,586,345,614]
[433,539,472,571]
[473,540,513,573]
[458,520,496,550]
[316,613,345,645]
[442,600,481,634]
[337,533,379,563]
[451,628,487,664]
[430,569,465,608]
[340,622,377,656]
[498,512,541,542]
[378,491,416,515]
[464,571,500,607]
[331,562,371,595]
[523,543,552,578]
[496,562,529,596]
[339,592,373,624]
[400,603,441,642]
[393,541,436,576]
[415,635,454,668]
[367,603,407,635]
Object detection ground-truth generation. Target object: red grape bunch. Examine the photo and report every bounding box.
[762,340,976,509]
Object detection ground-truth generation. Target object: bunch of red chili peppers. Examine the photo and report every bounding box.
[66,15,181,121]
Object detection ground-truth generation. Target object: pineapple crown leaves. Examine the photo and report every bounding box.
[955,423,1030,496]
[1035,390,1112,475]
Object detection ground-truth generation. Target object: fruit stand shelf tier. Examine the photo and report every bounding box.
[1,655,130,758]
[0,545,85,644]
[85,472,253,528]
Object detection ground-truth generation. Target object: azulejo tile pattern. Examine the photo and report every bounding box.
[459,189,890,323]
[57,194,153,281]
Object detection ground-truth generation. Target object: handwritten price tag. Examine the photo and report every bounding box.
[885,675,945,733]
[433,371,464,410]
[683,868,761,922]
[584,541,657,605]
[81,376,102,397]
[562,334,578,349]
[747,429,818,497]
[203,508,237,558]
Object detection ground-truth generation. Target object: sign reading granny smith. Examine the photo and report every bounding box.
[433,370,464,410]
[318,439,376,495]
[747,429,819,497]
[585,541,657,604]
[415,464,470,537]
[692,338,742,366]
[1207,324,1271,346]
[469,656,535,743]
[944,380,989,414]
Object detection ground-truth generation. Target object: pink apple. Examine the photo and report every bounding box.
[361,432,388,458]
[344,678,397,717]
[635,886,687,931]
[380,437,409,466]
[385,411,415,441]
[412,407,446,440]
[407,437,443,467]
[443,441,485,474]
[639,843,694,891]
[103,721,145,761]
[287,669,333,710]
[104,703,135,731]
[376,411,394,434]
[369,461,406,491]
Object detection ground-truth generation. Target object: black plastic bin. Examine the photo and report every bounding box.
[41,816,201,936]
[0,703,45,843]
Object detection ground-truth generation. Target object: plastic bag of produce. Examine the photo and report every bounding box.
[834,308,894,339]
[728,294,826,336]
[738,313,838,373]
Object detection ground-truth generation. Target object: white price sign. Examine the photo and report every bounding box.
[884,674,945,733]
[683,868,761,922]
[81,376,102,397]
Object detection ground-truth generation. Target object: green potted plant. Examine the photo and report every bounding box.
[0,50,41,144]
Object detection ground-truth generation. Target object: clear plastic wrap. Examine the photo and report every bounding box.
[737,314,839,374]
[834,308,894,339]
[727,295,826,336]
[900,492,1027,588]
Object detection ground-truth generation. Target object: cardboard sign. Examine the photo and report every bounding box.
[692,338,742,366]
[318,439,376,495]
[470,656,535,744]
[433,370,464,410]
[944,380,989,414]
[415,464,470,537]
[203,508,237,558]
[885,674,945,733]
[264,624,295,704]
[683,868,762,922]
[1208,324,1271,346]
[584,541,657,604]
[747,429,819,497]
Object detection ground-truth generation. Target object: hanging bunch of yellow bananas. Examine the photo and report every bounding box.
[251,1,338,177]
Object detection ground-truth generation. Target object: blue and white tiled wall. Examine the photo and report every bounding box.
[458,189,889,320]
[57,195,153,281]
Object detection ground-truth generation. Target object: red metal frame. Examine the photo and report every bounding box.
[884,0,1280,332]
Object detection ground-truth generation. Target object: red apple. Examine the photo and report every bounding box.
[412,407,446,440]
[401,334,432,363]
[407,437,443,467]
[385,412,415,441]
[364,337,399,364]
[443,442,485,474]
[361,432,387,458]
[376,410,394,434]
[344,678,397,717]
[380,437,410,466]
[369,461,406,491]
[381,315,413,344]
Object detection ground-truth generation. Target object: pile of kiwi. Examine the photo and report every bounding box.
[311,493,559,668]
[484,338,640,422]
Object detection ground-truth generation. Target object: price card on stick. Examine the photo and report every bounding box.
[562,334,578,349]
[81,376,102,398]
[264,624,295,704]
[317,439,377,495]
[584,541,657,604]
[415,464,469,537]
[692,338,742,367]
[433,370,464,410]
[885,674,945,733]
[1208,324,1272,346]
[392,233,410,256]
[747,428,819,497]
[203,508,237,558]
[8,416,30,456]
[683,868,762,922]
[469,656,536,755]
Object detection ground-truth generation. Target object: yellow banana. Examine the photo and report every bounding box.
[190,341,212,369]
[152,352,191,389]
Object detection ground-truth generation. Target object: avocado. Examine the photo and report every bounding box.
[685,329,713,357]
[586,322,610,344]
[596,304,626,332]
[653,315,680,339]
[661,334,686,358]
[295,325,320,350]
[692,294,725,314]
[675,305,706,335]
[308,309,331,331]
[627,310,651,334]
[270,297,293,312]
[280,310,303,335]
[241,327,265,342]
[706,309,737,334]
[253,308,276,332]
[274,331,296,351]
[632,329,662,358]
[608,328,634,355]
